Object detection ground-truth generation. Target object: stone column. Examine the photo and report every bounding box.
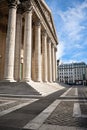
[31,25,36,81]
[4,0,17,81]
[52,45,55,82]
[14,5,22,81]
[23,2,32,82]
[48,38,52,82]
[56,50,57,81]
[42,31,48,82]
[34,20,41,82]
[55,48,57,81]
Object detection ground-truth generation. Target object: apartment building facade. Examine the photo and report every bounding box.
[58,62,87,85]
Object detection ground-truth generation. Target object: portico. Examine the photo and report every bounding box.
[0,0,58,82]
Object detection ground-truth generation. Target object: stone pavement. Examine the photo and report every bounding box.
[0,84,87,130]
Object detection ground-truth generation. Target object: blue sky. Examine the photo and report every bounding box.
[45,0,87,64]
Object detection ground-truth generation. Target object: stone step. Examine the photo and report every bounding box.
[0,82,64,96]
[0,82,41,95]
[28,81,64,96]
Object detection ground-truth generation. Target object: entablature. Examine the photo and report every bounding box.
[32,0,58,46]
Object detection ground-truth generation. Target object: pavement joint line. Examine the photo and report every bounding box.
[57,96,87,101]
[0,99,9,101]
[73,103,81,117]
[0,99,38,117]
[73,102,87,118]
[73,87,87,118]
[0,100,16,107]
[0,97,38,101]
[38,124,83,130]
[0,94,42,98]
[60,87,72,97]
[23,99,61,130]
[75,88,78,96]
[56,99,87,101]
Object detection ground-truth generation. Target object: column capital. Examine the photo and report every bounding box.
[42,30,47,37]
[17,4,23,14]
[48,37,51,44]
[52,44,55,48]
[55,47,57,52]
[7,0,18,8]
[34,20,41,26]
[21,0,32,12]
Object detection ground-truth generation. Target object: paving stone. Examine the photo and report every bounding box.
[44,101,87,128]
[76,128,87,130]
[78,87,87,98]
[80,103,87,115]
[0,85,87,130]
[38,124,57,130]
[66,87,76,96]
[0,100,28,112]
[0,88,67,129]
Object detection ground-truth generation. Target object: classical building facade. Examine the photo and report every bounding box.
[0,0,58,82]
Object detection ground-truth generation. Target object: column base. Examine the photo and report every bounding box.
[52,80,56,82]
[34,79,42,82]
[22,78,31,82]
[48,81,53,83]
[42,80,48,83]
[2,79,16,82]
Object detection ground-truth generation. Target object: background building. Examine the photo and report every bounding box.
[58,62,87,85]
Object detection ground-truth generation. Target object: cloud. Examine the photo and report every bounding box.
[74,44,83,49]
[46,0,87,63]
[57,0,87,41]
[60,59,79,64]
[72,53,82,59]
[57,41,65,59]
[55,0,87,63]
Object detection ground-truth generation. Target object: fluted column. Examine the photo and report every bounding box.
[48,38,52,82]
[42,31,48,82]
[34,20,41,82]
[52,45,55,82]
[23,1,32,81]
[4,0,17,81]
[14,6,22,81]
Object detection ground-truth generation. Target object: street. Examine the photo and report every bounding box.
[0,85,87,130]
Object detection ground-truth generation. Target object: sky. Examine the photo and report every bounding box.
[45,0,87,64]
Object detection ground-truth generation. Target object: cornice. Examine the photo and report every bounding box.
[40,0,58,42]
[7,0,18,8]
[33,0,58,45]
[20,0,32,12]
[40,0,51,13]
[40,0,58,44]
[42,30,47,37]
[17,4,23,14]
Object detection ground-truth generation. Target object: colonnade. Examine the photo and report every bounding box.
[4,0,57,82]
